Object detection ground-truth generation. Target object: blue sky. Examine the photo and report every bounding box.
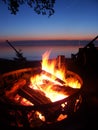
[0,0,98,41]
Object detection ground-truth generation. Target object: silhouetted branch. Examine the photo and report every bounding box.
[2,0,55,16]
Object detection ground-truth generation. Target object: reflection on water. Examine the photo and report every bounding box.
[0,45,82,61]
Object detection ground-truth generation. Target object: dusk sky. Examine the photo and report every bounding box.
[0,0,98,41]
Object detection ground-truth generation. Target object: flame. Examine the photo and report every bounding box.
[29,50,81,102]
[7,50,81,106]
[66,77,81,89]
[42,50,66,81]
[30,75,67,102]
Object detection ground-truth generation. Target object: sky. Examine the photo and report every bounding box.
[0,0,98,41]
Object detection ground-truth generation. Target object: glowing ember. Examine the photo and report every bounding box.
[57,114,67,121]
[36,111,45,122]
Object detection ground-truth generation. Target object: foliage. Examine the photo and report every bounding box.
[2,0,55,16]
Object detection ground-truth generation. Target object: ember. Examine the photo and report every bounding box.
[0,51,83,128]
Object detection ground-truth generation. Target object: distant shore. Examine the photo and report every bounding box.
[0,57,73,74]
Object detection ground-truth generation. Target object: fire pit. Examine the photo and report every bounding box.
[0,52,83,128]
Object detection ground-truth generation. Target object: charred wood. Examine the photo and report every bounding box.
[5,79,26,98]
[18,85,51,105]
[51,85,79,96]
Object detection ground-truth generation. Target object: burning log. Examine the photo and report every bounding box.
[41,70,66,86]
[18,85,61,122]
[18,85,51,105]
[5,79,26,98]
[4,65,82,123]
[51,85,79,96]
[41,70,79,95]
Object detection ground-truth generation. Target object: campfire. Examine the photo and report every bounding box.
[0,51,83,128]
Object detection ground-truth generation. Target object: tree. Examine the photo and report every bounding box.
[2,0,55,17]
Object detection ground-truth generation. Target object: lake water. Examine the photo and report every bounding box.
[0,45,83,61]
[0,40,97,61]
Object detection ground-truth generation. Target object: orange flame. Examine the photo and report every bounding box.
[42,50,66,81]
[29,50,81,102]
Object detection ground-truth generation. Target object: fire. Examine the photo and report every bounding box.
[29,50,81,102]
[5,50,82,105]
[30,74,67,102]
[4,50,83,125]
[66,77,81,89]
[42,50,66,81]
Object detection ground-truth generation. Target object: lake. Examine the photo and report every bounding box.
[0,40,97,61]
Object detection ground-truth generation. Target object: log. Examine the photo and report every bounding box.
[18,85,51,105]
[51,85,79,96]
[43,84,79,121]
[18,84,63,122]
[41,70,79,95]
[5,79,26,98]
[41,70,66,86]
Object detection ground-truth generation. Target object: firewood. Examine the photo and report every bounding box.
[41,70,79,95]
[51,84,79,96]
[41,70,66,86]
[18,85,51,105]
[5,79,26,98]
[42,84,79,122]
[18,84,62,121]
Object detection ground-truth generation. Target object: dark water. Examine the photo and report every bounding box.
[0,40,97,61]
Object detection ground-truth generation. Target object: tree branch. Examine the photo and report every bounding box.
[2,0,55,16]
